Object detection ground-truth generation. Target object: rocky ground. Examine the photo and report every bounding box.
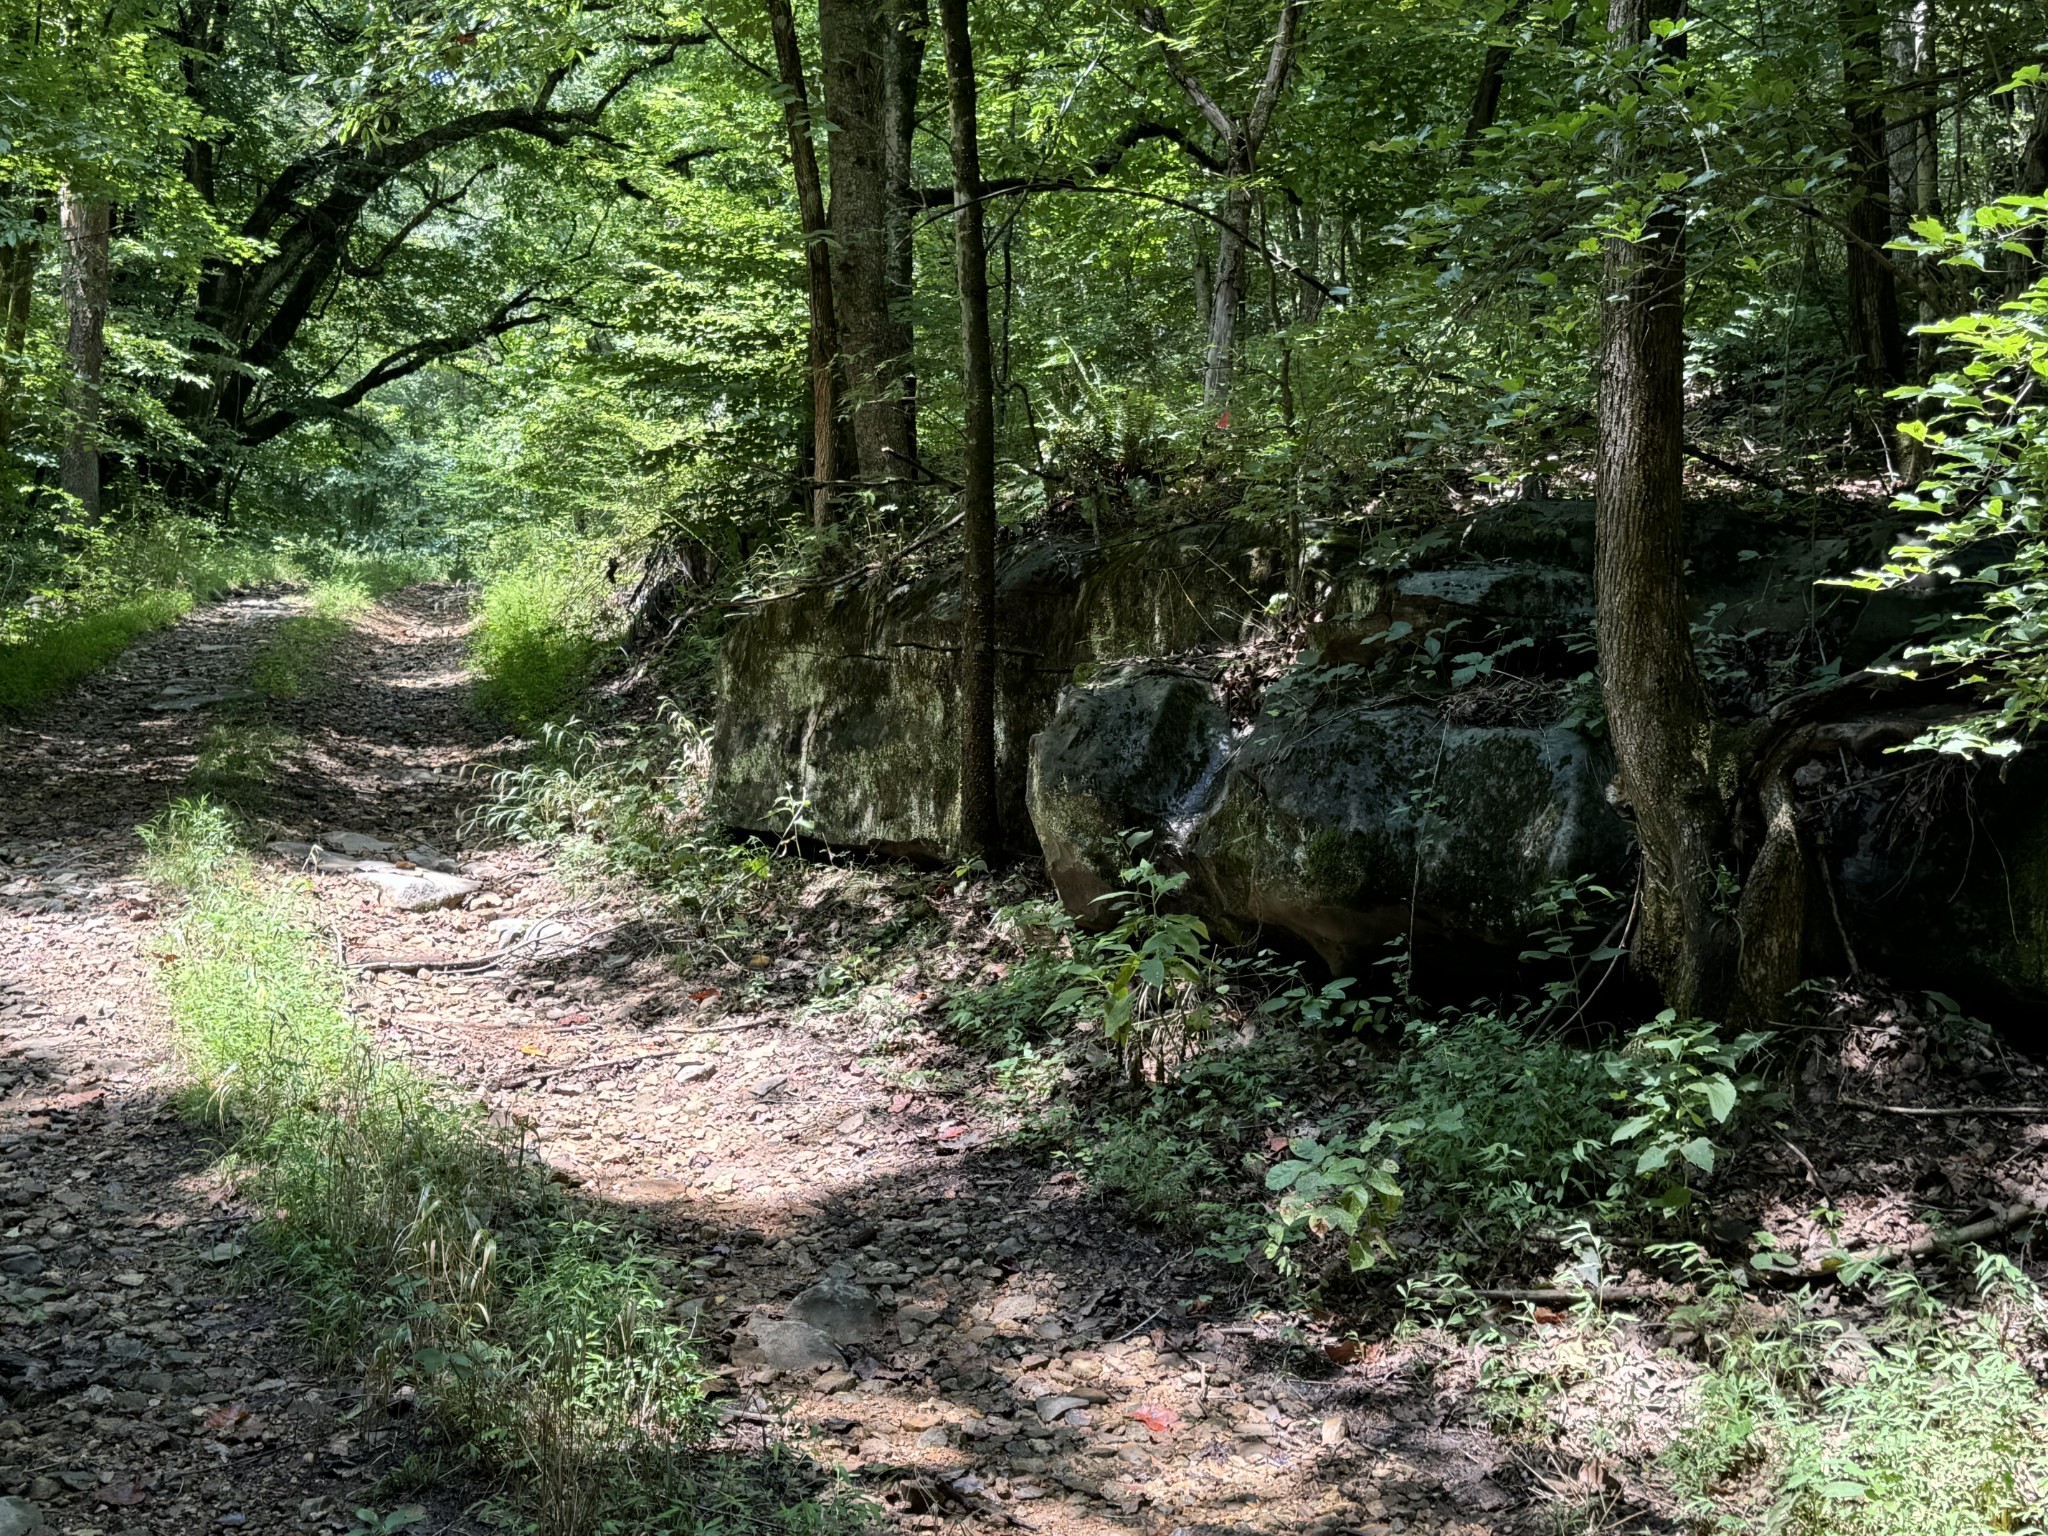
[5,587,2046,1536]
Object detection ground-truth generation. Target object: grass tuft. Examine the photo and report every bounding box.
[141,797,867,1535]
[469,534,609,730]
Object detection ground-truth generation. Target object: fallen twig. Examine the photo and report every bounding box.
[1830,1199,2043,1270]
[1840,1097,2048,1118]
[492,1045,702,1089]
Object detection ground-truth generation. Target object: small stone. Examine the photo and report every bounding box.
[0,1497,43,1536]
[746,1317,846,1373]
[112,1271,144,1288]
[354,868,479,912]
[790,1278,881,1345]
[674,1063,715,1085]
[1033,1394,1091,1424]
[54,1471,95,1492]
[1321,1416,1347,1445]
[749,1075,789,1099]
[813,1370,859,1395]
[915,1425,952,1449]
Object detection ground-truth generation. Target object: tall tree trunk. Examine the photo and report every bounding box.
[1144,0,1304,412]
[1204,186,1249,409]
[58,185,110,517]
[883,0,927,468]
[2010,94,2048,291]
[1595,0,1729,1016]
[766,0,842,527]
[1839,0,1903,393]
[0,230,39,454]
[820,0,916,488]
[937,0,998,861]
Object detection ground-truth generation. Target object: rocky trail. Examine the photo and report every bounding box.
[0,587,1577,1536]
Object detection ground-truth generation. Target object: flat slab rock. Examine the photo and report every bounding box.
[743,1315,847,1373]
[353,867,480,911]
[788,1277,882,1345]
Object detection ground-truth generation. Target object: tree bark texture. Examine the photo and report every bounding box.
[766,0,842,527]
[1839,0,1903,393]
[59,186,110,516]
[0,230,39,454]
[1595,0,1730,1017]
[821,0,917,488]
[884,0,928,468]
[937,0,999,860]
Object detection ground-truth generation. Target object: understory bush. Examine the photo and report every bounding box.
[1662,1258,2048,1535]
[992,850,1782,1287]
[474,707,787,944]
[140,798,859,1535]
[470,529,612,729]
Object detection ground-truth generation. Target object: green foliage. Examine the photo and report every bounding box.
[1841,198,2048,755]
[1665,1261,2048,1536]
[0,516,292,715]
[1262,1125,1407,1276]
[474,706,780,945]
[469,532,610,730]
[1379,1008,1621,1242]
[1609,1013,1774,1202]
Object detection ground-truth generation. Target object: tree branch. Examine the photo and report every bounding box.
[1134,5,1238,143]
[236,291,548,445]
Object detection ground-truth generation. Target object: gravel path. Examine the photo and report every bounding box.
[1,587,1543,1536]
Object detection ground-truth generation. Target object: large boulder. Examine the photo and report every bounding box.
[1027,665,1631,975]
[709,527,1285,857]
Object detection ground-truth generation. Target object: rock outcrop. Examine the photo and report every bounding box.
[710,498,2048,1010]
[1028,664,1629,975]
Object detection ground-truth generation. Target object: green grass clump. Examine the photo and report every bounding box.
[1663,1263,2048,1535]
[0,590,192,713]
[0,515,302,716]
[469,535,609,730]
[140,797,862,1535]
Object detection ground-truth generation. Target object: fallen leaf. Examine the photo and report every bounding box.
[1534,1306,1566,1325]
[689,988,720,1002]
[890,1094,914,1114]
[98,1482,148,1507]
[203,1402,250,1432]
[1129,1404,1181,1433]
[1323,1339,1361,1366]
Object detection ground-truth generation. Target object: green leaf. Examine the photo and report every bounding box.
[1702,1076,1738,1123]
[1678,1136,1716,1172]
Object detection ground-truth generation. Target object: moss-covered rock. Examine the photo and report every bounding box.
[1027,667,1630,972]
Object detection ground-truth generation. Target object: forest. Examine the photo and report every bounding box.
[2,0,2048,1532]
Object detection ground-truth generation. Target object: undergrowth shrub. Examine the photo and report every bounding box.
[1663,1257,2048,1535]
[470,530,610,729]
[474,707,783,944]
[995,851,1784,1288]
[140,797,857,1534]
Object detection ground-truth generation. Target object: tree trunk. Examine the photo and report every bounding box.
[1204,185,1250,409]
[937,0,998,861]
[1595,0,1730,1017]
[58,186,110,517]
[0,229,40,454]
[2010,93,2047,291]
[1144,0,1303,413]
[820,0,916,488]
[1839,0,1903,393]
[766,0,842,527]
[883,0,927,468]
